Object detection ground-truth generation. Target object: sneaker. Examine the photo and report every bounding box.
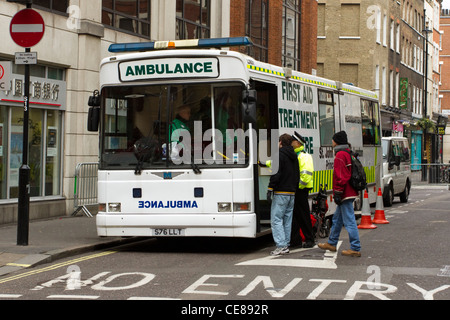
[317,243,337,252]
[270,247,289,256]
[341,249,361,257]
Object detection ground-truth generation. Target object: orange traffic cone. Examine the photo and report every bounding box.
[373,188,389,224]
[358,189,377,229]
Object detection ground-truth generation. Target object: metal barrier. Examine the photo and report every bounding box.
[72,162,98,217]
[410,163,450,185]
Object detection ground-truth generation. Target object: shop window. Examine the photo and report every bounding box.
[8,108,62,199]
[0,107,7,200]
[45,110,62,196]
[0,63,64,201]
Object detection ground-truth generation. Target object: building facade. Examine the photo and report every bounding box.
[0,0,317,225]
[317,0,445,172]
[439,6,450,162]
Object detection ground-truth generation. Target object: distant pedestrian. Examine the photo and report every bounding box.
[290,131,315,248]
[263,134,299,255]
[318,131,361,257]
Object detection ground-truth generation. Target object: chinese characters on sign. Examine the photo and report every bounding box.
[3,78,60,102]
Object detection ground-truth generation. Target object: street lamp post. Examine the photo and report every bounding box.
[422,11,433,181]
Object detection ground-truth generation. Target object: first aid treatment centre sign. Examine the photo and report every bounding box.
[119,57,219,81]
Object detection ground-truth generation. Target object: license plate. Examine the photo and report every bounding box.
[152,228,185,236]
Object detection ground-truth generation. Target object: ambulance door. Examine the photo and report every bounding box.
[253,80,278,232]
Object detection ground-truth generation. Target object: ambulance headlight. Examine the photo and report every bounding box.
[218,202,231,212]
[108,203,122,213]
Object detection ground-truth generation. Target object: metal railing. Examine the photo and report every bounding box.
[410,163,450,185]
[72,162,98,217]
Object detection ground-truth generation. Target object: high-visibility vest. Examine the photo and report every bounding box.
[295,145,314,189]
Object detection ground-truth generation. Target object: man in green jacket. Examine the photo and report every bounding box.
[291,131,315,248]
[169,105,191,160]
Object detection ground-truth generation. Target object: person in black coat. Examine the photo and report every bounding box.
[266,134,300,255]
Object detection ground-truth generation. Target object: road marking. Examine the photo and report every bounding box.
[0,294,22,298]
[6,263,31,268]
[386,210,408,214]
[128,297,181,300]
[236,242,342,269]
[0,251,116,285]
[438,265,450,277]
[47,295,99,300]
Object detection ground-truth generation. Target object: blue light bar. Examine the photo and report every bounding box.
[109,42,155,53]
[197,37,253,48]
[108,36,253,53]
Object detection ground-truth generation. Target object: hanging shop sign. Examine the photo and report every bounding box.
[399,78,408,110]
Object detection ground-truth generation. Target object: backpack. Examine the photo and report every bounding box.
[343,150,367,191]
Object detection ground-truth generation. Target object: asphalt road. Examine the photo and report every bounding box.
[0,186,448,310]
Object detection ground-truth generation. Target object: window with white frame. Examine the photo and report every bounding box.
[390,19,394,50]
[396,23,400,53]
[376,10,381,43]
[389,70,394,107]
[382,66,386,105]
[395,71,399,108]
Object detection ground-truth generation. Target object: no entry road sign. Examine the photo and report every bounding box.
[10,8,45,48]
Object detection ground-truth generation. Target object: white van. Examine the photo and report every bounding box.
[381,137,412,207]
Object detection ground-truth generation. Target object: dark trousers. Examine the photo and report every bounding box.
[291,188,314,246]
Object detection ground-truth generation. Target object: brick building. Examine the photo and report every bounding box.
[230,0,317,74]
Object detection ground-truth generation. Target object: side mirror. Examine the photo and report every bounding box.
[87,90,101,132]
[242,89,257,125]
[88,90,101,107]
[87,106,100,132]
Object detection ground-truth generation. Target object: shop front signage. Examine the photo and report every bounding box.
[0,61,12,91]
[0,74,66,110]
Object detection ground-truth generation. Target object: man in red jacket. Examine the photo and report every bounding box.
[318,131,361,257]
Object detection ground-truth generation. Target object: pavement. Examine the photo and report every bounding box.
[0,214,141,277]
[0,182,447,278]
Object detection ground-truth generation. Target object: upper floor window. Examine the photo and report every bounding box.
[245,0,268,62]
[32,0,68,14]
[102,0,150,38]
[176,0,210,39]
[282,0,301,70]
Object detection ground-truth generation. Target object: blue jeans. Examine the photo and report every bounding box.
[271,194,295,248]
[328,199,361,252]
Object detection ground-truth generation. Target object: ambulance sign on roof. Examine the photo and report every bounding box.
[119,58,219,82]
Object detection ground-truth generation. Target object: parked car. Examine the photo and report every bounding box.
[381,137,412,207]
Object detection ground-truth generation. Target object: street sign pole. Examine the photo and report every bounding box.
[17,46,30,246]
[11,1,43,246]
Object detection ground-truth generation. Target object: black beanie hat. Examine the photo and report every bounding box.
[332,131,348,145]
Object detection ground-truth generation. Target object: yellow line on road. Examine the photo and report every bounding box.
[0,250,116,285]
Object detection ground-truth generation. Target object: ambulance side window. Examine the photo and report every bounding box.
[318,90,334,146]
